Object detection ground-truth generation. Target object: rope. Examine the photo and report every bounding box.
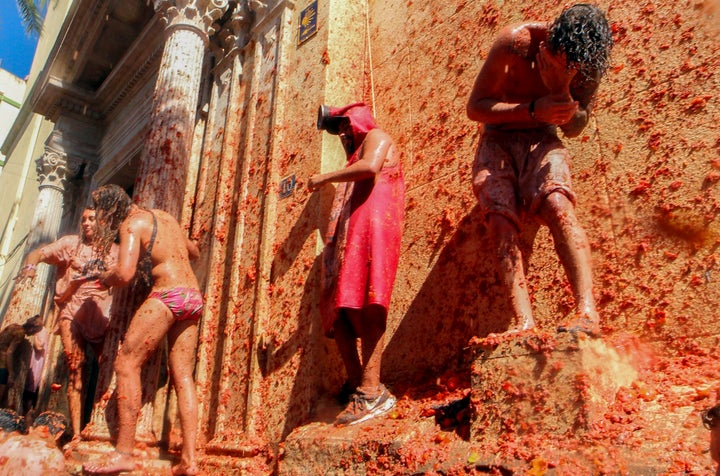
[365,0,376,116]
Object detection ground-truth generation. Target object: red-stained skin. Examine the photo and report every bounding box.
[55,1,718,473]
[465,15,601,333]
[84,204,202,475]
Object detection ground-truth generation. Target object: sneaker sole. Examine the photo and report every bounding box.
[347,395,397,426]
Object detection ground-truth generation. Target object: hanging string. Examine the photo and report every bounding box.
[365,0,376,117]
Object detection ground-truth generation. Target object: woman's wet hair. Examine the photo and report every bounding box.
[548,3,613,78]
[92,184,132,257]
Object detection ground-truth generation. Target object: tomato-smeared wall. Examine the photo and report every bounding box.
[202,0,719,452]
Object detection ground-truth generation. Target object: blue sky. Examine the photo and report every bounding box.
[0,0,41,79]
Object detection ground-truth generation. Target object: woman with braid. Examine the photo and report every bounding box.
[83,184,201,476]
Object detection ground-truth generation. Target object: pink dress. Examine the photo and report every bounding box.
[40,235,117,344]
[320,103,405,336]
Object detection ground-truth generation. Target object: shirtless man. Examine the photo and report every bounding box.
[309,103,405,425]
[466,4,613,336]
[0,411,70,474]
[82,184,202,476]
[15,209,116,442]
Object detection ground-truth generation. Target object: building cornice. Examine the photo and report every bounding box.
[1,0,162,157]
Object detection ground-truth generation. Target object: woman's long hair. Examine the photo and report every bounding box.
[91,184,132,257]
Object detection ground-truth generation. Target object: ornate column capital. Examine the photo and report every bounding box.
[154,0,231,41]
[214,2,252,65]
[248,0,269,15]
[35,147,83,193]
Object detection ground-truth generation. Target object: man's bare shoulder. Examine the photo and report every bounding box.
[365,128,393,145]
[491,22,546,60]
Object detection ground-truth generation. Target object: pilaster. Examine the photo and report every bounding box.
[1,147,81,329]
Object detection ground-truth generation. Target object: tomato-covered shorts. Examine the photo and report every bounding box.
[472,126,577,230]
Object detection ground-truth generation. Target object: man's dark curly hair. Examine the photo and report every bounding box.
[0,408,26,434]
[33,411,71,446]
[92,184,133,257]
[548,3,613,79]
[702,403,720,430]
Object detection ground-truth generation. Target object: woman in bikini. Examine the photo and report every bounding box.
[83,184,202,476]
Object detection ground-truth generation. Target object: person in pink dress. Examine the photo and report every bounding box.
[15,208,118,444]
[309,102,405,426]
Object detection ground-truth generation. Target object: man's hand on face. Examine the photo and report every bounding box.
[536,43,577,99]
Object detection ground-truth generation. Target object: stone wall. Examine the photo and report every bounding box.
[364,0,719,382]
[250,0,719,446]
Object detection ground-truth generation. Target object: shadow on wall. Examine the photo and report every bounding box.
[383,206,542,385]
[260,189,343,440]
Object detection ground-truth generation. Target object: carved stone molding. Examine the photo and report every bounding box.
[213,2,252,69]
[248,0,268,15]
[35,148,84,192]
[153,0,231,41]
[246,0,292,32]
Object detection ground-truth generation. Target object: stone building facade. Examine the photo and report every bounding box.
[0,0,718,472]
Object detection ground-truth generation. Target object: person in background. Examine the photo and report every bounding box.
[23,314,49,423]
[309,102,405,426]
[0,408,26,436]
[0,316,44,408]
[15,207,118,446]
[0,411,69,475]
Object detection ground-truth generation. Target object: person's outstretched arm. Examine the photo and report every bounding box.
[308,129,392,190]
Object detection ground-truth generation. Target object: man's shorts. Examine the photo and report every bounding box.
[472,126,576,230]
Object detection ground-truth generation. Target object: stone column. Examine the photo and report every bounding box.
[2,146,81,327]
[192,2,251,449]
[134,0,229,217]
[0,146,81,411]
[84,0,229,446]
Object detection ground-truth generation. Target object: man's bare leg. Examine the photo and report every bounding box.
[58,320,85,443]
[168,319,200,476]
[83,300,173,474]
[539,193,600,335]
[486,214,536,333]
[333,305,395,426]
[333,312,362,389]
[350,305,386,392]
